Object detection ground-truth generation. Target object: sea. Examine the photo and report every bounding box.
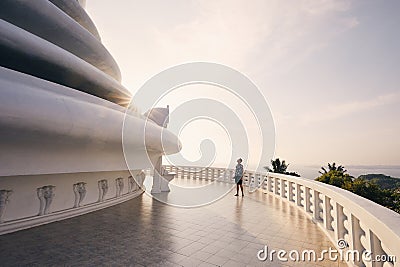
[290,164,400,180]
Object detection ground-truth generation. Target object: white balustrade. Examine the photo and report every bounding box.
[163,165,400,267]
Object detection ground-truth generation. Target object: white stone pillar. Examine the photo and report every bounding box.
[151,156,162,194]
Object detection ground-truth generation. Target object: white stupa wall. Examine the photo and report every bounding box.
[0,1,181,234]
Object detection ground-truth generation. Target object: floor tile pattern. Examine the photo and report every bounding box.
[0,187,347,266]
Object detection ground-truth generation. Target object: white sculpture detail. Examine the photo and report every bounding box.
[73,182,87,208]
[37,185,56,215]
[135,171,146,189]
[128,176,137,193]
[97,179,108,202]
[151,156,175,193]
[115,178,124,197]
[0,190,13,223]
[160,167,176,192]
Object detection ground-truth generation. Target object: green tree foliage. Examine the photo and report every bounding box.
[358,174,400,190]
[316,170,352,188]
[389,190,400,213]
[265,158,300,177]
[315,163,400,214]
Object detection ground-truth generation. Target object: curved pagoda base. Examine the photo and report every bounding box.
[0,170,146,235]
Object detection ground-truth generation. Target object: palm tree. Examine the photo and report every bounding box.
[319,162,347,174]
[264,158,300,177]
[267,158,289,173]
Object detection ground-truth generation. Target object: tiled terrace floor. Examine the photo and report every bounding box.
[0,186,346,266]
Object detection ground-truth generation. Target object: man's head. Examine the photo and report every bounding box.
[237,158,242,164]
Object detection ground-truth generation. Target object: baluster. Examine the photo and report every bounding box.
[304,187,311,213]
[262,175,268,191]
[280,179,286,198]
[349,214,364,266]
[267,176,272,192]
[313,190,320,221]
[259,174,263,189]
[247,172,252,187]
[288,181,294,202]
[341,208,351,254]
[370,231,385,267]
[359,222,372,267]
[323,196,334,231]
[296,184,302,207]
[274,177,279,195]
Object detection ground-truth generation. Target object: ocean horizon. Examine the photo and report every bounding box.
[175,163,400,180]
[290,164,400,180]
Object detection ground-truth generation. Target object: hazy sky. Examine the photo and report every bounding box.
[86,0,400,168]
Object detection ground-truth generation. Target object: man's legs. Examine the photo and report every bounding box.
[235,183,239,196]
[240,184,244,196]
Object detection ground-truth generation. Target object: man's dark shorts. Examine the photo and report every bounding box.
[236,179,243,185]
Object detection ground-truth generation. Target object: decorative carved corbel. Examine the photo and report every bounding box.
[0,190,13,223]
[97,179,108,202]
[73,182,87,208]
[37,185,55,215]
[115,178,124,197]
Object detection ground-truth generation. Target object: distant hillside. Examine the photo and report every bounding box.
[358,174,400,190]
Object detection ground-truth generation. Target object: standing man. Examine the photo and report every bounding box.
[234,158,244,197]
